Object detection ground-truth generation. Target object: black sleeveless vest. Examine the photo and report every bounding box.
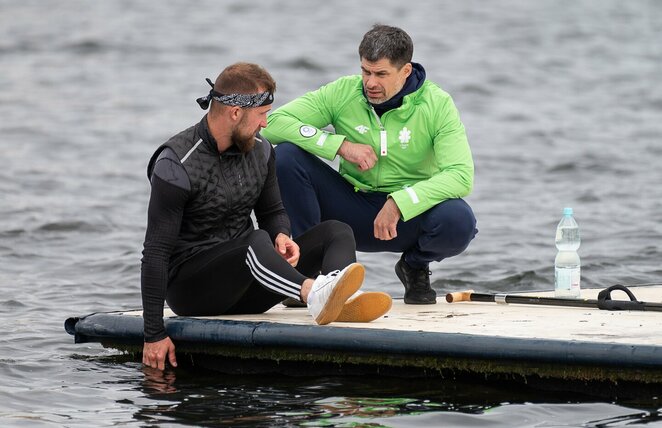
[147,116,270,260]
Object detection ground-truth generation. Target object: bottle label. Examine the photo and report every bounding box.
[555,267,581,297]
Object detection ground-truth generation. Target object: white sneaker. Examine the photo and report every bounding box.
[307,263,365,325]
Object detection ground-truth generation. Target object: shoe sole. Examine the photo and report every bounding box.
[336,291,392,322]
[395,261,437,305]
[403,297,437,304]
[281,297,307,308]
[315,263,365,325]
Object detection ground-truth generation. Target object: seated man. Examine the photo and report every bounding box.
[140,62,391,371]
[262,25,478,305]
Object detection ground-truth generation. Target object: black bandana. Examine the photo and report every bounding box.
[196,78,274,109]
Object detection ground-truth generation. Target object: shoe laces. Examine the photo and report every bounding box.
[409,268,432,290]
[318,269,340,286]
[325,269,340,279]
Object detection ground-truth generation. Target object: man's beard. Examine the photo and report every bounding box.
[231,127,256,153]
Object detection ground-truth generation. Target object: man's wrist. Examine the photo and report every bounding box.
[337,140,348,157]
[387,196,402,218]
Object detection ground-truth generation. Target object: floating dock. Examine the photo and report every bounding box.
[65,286,662,393]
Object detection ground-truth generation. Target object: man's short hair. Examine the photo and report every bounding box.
[358,24,413,69]
[210,62,276,113]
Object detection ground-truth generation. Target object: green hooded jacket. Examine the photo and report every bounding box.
[261,75,474,221]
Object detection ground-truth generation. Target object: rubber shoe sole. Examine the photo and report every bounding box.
[315,263,365,325]
[281,297,306,308]
[336,291,392,322]
[403,295,436,305]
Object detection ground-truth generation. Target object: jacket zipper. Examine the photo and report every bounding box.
[218,154,233,209]
[370,106,387,190]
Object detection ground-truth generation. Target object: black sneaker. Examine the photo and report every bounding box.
[395,256,437,304]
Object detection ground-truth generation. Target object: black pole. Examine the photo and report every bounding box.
[446,285,662,312]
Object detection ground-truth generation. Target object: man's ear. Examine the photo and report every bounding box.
[402,62,413,78]
[230,106,243,121]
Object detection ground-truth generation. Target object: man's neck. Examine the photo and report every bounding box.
[205,115,232,152]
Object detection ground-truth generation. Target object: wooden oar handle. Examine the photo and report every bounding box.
[445,290,475,303]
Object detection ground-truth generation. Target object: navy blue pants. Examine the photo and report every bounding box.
[275,143,478,269]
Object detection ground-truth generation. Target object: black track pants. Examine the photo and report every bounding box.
[166,220,356,316]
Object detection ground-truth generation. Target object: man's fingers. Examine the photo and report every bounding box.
[358,159,375,171]
[288,255,299,267]
[154,349,166,370]
[373,222,397,241]
[146,357,157,370]
[143,339,177,371]
[143,351,155,368]
[168,348,178,368]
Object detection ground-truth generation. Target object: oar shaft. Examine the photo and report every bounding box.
[446,290,662,312]
[494,294,598,308]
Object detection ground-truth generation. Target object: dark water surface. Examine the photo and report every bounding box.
[2,0,662,426]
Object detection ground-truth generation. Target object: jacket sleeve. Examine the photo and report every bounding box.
[261,79,348,160]
[389,96,474,221]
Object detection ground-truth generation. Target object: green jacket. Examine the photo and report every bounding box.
[261,75,474,221]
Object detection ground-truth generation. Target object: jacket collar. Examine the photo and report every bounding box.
[199,114,251,156]
[199,114,220,154]
[366,62,426,116]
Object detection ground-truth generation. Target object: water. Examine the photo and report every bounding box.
[2,0,662,426]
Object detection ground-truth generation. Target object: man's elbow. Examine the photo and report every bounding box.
[262,114,287,143]
[453,168,474,197]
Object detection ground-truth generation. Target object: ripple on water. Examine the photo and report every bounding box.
[0,300,27,310]
[35,220,103,233]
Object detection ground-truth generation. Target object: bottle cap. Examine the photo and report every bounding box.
[563,207,573,216]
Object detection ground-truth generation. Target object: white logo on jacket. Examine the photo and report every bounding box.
[399,127,411,149]
[299,125,317,138]
[354,125,369,134]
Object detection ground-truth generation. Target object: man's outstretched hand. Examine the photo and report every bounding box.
[143,336,177,371]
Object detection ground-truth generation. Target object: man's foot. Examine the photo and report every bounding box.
[285,290,392,322]
[395,255,437,304]
[307,263,365,325]
[336,290,392,322]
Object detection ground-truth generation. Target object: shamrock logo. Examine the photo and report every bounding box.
[398,127,411,148]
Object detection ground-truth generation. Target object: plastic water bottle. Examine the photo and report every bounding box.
[554,207,581,298]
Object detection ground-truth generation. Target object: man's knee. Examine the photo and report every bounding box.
[246,229,273,249]
[274,142,306,169]
[426,199,477,250]
[319,219,354,241]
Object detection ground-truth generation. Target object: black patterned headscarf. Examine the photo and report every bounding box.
[196,78,274,109]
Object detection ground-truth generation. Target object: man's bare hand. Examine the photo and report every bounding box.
[275,233,300,266]
[143,337,177,371]
[338,140,377,171]
[374,198,401,240]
